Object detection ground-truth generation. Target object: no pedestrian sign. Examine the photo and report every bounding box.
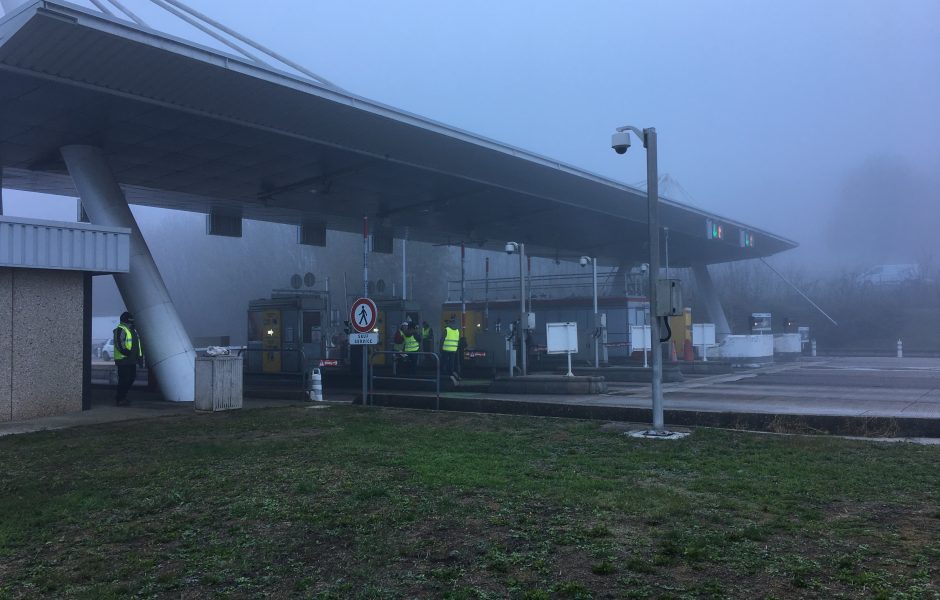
[350,297,377,333]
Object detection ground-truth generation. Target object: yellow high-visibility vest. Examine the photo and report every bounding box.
[113,324,143,361]
[403,334,419,352]
[442,326,459,352]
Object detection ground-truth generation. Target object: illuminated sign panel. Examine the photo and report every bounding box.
[706,219,724,240]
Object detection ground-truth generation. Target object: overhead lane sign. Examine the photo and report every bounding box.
[351,297,377,333]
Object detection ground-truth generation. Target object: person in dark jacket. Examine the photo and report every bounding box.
[113,311,144,406]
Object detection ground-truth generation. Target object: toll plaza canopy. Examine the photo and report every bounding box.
[0,1,797,266]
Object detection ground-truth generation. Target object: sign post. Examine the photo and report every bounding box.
[692,323,716,362]
[351,294,378,404]
[361,217,370,404]
[546,322,579,377]
[630,325,652,368]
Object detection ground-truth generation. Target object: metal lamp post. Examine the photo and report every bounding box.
[506,241,527,376]
[612,125,664,432]
[581,256,599,368]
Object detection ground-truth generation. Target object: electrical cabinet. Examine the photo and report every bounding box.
[655,279,683,317]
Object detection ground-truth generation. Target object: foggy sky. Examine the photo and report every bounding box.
[3,0,939,271]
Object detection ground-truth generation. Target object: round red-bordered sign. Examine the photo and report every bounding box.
[350,297,378,333]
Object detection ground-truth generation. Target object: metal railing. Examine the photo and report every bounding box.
[236,347,310,393]
[369,351,440,410]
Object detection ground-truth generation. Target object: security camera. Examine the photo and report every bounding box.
[579,256,589,267]
[611,131,631,154]
[505,242,517,254]
[640,263,649,272]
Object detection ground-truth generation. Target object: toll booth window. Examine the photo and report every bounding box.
[248,313,263,342]
[303,311,322,343]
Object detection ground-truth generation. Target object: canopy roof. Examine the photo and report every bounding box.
[0,1,797,265]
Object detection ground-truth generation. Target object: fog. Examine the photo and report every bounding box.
[2,0,938,338]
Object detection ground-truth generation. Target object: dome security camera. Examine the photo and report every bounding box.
[505,242,517,254]
[579,256,590,267]
[611,131,631,154]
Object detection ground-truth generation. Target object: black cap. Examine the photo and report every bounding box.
[120,311,134,323]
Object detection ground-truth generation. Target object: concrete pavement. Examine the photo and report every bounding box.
[366,356,940,437]
[0,387,353,437]
[3,356,938,438]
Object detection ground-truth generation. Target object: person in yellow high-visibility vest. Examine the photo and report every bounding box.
[420,321,434,353]
[112,311,144,406]
[402,321,420,375]
[440,317,460,382]
[419,320,434,369]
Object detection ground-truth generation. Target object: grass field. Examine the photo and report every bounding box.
[1,406,938,599]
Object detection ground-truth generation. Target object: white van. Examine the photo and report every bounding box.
[856,264,922,286]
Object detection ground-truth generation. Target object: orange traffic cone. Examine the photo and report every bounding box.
[669,342,678,362]
[683,339,694,362]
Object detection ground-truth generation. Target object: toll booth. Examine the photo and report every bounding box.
[441,268,665,372]
[749,312,772,334]
[442,297,647,372]
[246,290,343,374]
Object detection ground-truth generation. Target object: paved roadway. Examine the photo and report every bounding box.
[492,357,940,420]
[5,356,938,438]
[664,357,940,418]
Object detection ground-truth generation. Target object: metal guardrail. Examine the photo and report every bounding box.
[236,347,310,393]
[236,346,307,364]
[369,351,440,410]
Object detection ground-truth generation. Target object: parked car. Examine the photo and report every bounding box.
[99,338,114,361]
[856,264,924,286]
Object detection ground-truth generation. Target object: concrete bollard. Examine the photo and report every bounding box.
[897,339,903,358]
[307,368,323,401]
[811,339,817,357]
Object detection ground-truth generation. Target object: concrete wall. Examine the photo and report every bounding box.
[0,267,84,421]
[0,269,11,421]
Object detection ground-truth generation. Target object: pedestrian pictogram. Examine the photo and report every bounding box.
[350,297,377,333]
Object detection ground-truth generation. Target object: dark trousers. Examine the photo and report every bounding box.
[441,351,456,377]
[116,363,137,403]
[403,353,417,375]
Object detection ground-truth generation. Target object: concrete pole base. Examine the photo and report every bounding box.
[627,429,690,440]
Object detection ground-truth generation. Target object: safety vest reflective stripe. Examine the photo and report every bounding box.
[403,334,419,352]
[442,327,459,352]
[422,327,431,338]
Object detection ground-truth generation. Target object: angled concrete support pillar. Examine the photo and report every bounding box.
[0,0,24,15]
[61,145,195,401]
[691,262,732,340]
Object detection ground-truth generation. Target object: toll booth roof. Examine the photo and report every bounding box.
[0,1,797,266]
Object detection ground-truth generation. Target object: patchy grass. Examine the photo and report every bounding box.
[1,406,938,598]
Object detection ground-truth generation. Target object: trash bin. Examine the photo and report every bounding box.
[194,355,243,412]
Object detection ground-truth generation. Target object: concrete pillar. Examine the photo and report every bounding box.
[691,262,732,340]
[61,145,196,402]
